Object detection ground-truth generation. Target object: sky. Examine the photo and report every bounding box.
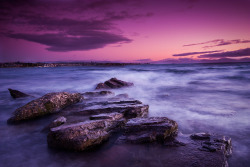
[0,0,250,63]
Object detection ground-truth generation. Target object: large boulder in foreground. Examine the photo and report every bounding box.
[47,120,109,151]
[118,117,178,144]
[47,112,124,151]
[8,88,30,98]
[7,92,82,124]
[96,78,133,89]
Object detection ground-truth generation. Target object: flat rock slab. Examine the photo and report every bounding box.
[8,92,82,124]
[90,112,126,132]
[69,100,149,119]
[96,78,133,89]
[8,88,30,98]
[90,112,124,121]
[46,92,149,129]
[118,117,178,144]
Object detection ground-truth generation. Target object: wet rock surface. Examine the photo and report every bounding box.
[49,116,67,128]
[70,100,149,119]
[190,133,233,157]
[7,86,232,166]
[190,132,211,140]
[7,92,82,124]
[90,112,123,121]
[46,91,232,166]
[90,112,126,132]
[47,120,110,151]
[96,78,133,89]
[118,117,178,144]
[107,133,232,167]
[8,88,30,98]
[46,92,149,151]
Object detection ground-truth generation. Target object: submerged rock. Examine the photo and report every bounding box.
[82,91,114,97]
[118,117,178,144]
[190,133,233,157]
[108,93,130,101]
[7,92,82,124]
[114,133,232,167]
[8,88,30,98]
[114,93,129,99]
[96,78,133,89]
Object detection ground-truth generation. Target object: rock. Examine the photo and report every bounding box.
[47,112,125,151]
[47,112,127,151]
[187,133,233,166]
[70,100,149,119]
[191,134,233,156]
[113,133,232,167]
[49,116,67,128]
[190,132,211,140]
[44,91,232,167]
[90,112,123,120]
[42,116,67,132]
[108,93,130,101]
[214,136,232,157]
[164,138,187,147]
[95,78,133,89]
[82,91,114,97]
[118,117,178,144]
[47,120,109,151]
[7,92,82,124]
[90,112,126,132]
[8,88,30,98]
[114,93,129,99]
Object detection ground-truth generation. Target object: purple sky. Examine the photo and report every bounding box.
[0,0,250,63]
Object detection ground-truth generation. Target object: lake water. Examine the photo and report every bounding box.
[0,63,250,167]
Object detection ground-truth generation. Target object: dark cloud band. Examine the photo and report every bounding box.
[183,39,250,48]
[198,48,250,58]
[173,50,222,57]
[8,32,131,52]
[0,0,153,52]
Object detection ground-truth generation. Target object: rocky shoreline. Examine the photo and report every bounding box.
[7,78,232,167]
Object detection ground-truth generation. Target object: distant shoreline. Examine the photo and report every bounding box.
[0,62,145,68]
[1,61,249,68]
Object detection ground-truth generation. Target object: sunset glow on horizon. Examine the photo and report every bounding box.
[0,0,250,63]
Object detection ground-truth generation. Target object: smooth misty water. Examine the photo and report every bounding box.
[0,63,250,167]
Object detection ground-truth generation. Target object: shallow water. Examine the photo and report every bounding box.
[0,63,250,167]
